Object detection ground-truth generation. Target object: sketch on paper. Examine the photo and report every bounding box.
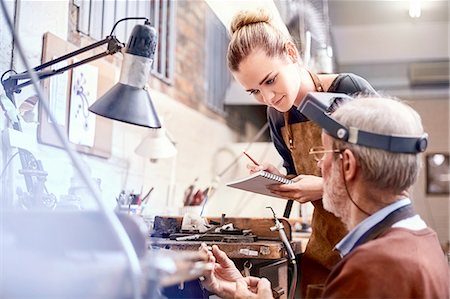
[68,63,98,147]
[48,59,68,125]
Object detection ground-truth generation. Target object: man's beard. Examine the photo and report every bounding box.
[323,161,350,225]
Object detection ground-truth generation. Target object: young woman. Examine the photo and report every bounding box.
[227,8,377,297]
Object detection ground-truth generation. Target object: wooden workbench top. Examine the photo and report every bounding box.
[149,216,305,259]
[149,238,304,260]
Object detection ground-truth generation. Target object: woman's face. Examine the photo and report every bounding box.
[232,48,301,112]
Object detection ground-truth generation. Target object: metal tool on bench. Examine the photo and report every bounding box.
[152,215,258,243]
[171,222,257,243]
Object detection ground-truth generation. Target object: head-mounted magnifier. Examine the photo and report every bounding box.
[298,92,428,154]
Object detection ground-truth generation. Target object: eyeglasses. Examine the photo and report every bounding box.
[309,146,342,161]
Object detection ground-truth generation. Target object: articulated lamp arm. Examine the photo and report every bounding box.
[1,30,124,98]
[0,17,151,208]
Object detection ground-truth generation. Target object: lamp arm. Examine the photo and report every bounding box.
[2,35,124,96]
[1,35,122,206]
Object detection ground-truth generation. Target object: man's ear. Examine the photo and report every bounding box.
[342,149,357,181]
[285,41,299,63]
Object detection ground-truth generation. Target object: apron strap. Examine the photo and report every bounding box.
[353,203,416,249]
[284,70,324,151]
[308,71,325,92]
[284,111,294,150]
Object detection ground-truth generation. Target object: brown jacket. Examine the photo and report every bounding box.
[323,228,449,298]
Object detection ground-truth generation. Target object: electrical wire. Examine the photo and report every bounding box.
[200,122,270,215]
[0,151,19,179]
[217,121,269,178]
[289,261,298,299]
[339,152,371,216]
[109,17,149,36]
[1,69,17,83]
[266,207,297,299]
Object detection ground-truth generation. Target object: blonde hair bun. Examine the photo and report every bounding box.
[230,8,272,35]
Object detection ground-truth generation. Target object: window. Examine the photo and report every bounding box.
[204,9,231,114]
[73,0,175,83]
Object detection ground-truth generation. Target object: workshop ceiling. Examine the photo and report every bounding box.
[327,0,449,99]
[209,0,449,104]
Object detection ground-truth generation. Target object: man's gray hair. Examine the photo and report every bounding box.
[332,96,424,193]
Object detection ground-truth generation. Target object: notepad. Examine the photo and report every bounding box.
[226,171,293,199]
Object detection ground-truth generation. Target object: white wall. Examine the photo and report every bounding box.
[332,22,448,65]
[409,98,449,247]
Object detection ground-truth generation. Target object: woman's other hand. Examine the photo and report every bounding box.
[268,175,323,203]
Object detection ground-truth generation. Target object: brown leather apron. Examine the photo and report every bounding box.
[280,72,348,298]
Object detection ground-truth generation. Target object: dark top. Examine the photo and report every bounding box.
[267,73,376,174]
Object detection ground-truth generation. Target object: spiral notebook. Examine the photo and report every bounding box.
[226,170,293,199]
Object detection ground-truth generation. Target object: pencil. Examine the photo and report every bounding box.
[243,151,260,166]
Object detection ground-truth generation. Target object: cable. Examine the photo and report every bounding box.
[289,263,298,299]
[110,17,149,36]
[1,69,17,83]
[200,122,270,215]
[0,151,19,179]
[267,207,297,299]
[339,153,371,216]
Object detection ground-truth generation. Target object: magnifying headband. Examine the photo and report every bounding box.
[298,92,428,154]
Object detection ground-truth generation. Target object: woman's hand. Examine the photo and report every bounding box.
[268,174,323,203]
[199,243,243,298]
[247,163,284,177]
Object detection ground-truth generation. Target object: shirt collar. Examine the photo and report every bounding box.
[335,198,411,257]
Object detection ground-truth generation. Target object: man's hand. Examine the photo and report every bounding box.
[199,243,243,298]
[234,277,274,299]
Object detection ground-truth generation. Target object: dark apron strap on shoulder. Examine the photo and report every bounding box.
[284,70,324,151]
[354,203,416,249]
[308,71,324,92]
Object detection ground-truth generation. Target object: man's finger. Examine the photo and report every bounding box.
[235,278,255,297]
[212,245,234,267]
[243,276,261,288]
[257,278,273,298]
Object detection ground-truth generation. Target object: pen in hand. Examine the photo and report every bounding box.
[243,151,260,166]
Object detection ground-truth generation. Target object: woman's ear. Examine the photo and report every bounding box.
[342,149,357,181]
[285,41,299,63]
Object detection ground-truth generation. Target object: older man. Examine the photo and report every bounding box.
[200,94,449,299]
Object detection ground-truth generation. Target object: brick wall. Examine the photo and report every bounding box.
[68,1,225,123]
[148,1,227,123]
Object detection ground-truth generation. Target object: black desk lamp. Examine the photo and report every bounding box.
[88,20,162,128]
[2,17,161,129]
[1,17,162,208]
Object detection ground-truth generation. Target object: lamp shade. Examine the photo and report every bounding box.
[89,23,161,128]
[135,128,176,159]
[89,83,161,128]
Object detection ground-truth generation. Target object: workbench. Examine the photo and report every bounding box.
[149,216,306,299]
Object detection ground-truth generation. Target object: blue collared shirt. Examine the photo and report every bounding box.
[335,198,426,257]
